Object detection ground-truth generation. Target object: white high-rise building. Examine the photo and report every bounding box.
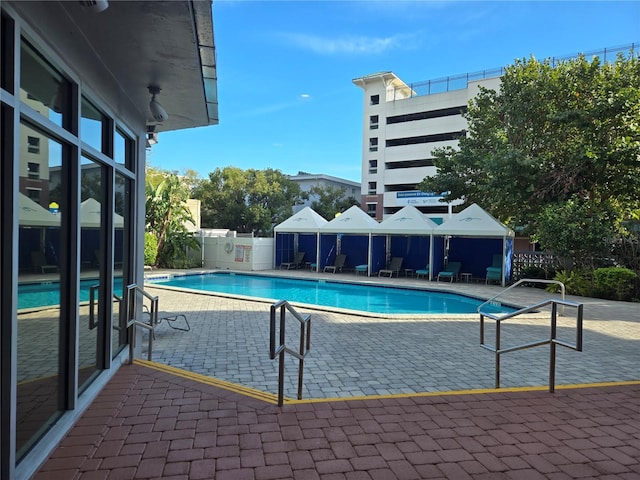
[353,71,500,221]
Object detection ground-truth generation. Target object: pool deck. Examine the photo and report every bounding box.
[34,268,640,479]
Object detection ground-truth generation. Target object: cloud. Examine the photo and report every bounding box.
[300,93,311,99]
[278,32,419,55]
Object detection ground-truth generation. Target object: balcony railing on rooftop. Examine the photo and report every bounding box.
[393,42,637,100]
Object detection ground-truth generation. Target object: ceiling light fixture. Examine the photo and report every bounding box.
[79,1,109,13]
[148,85,168,123]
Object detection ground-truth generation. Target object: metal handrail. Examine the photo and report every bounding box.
[480,298,583,392]
[126,283,158,363]
[269,300,311,406]
[478,278,566,317]
[89,285,123,330]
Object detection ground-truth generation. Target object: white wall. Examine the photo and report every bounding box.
[200,236,274,271]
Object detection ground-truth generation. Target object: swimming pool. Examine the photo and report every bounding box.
[18,279,124,310]
[147,272,516,315]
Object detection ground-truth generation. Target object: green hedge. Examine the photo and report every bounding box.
[593,267,638,301]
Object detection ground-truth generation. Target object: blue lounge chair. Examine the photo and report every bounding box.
[437,262,461,282]
[355,264,368,275]
[416,266,430,279]
[485,254,503,284]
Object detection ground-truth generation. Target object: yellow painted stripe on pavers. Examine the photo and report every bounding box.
[134,360,640,405]
[134,359,281,404]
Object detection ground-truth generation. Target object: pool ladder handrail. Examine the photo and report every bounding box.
[479,294,583,392]
[269,300,311,407]
[89,285,123,331]
[477,278,566,317]
[126,283,158,363]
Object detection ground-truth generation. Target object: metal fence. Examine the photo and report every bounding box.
[512,251,562,279]
[394,42,638,100]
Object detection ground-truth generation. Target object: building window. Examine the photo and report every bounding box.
[370,94,379,105]
[369,137,378,152]
[367,203,377,217]
[27,162,40,179]
[369,115,379,129]
[368,159,377,174]
[27,136,40,154]
[368,181,377,195]
[386,131,465,147]
[26,187,40,202]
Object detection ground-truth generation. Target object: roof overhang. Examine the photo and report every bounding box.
[9,0,218,133]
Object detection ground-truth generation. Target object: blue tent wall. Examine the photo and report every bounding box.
[275,233,295,266]
[431,236,446,276]
[297,233,317,265]
[389,236,431,271]
[319,234,338,270]
[340,235,369,269]
[448,237,503,279]
[371,236,386,273]
[19,227,42,271]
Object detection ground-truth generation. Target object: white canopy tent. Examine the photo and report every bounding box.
[319,205,380,272]
[81,198,124,229]
[374,205,439,278]
[434,203,515,286]
[19,193,60,227]
[273,207,328,269]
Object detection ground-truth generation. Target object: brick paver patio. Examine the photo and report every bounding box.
[32,270,640,479]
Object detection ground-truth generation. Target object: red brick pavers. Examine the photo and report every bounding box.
[34,363,640,480]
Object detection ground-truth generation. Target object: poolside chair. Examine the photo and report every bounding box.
[143,304,190,339]
[281,251,305,270]
[437,261,461,282]
[485,254,503,284]
[31,250,58,274]
[416,266,430,279]
[323,254,346,273]
[355,264,368,275]
[378,257,403,278]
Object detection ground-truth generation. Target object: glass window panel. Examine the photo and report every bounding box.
[112,172,129,357]
[1,13,15,93]
[81,97,105,153]
[114,129,126,167]
[20,39,69,130]
[16,124,63,460]
[79,156,103,391]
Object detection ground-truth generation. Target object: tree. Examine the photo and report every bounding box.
[145,167,199,267]
[419,51,640,266]
[309,185,359,220]
[193,167,306,236]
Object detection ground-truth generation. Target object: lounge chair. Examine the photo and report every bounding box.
[323,254,346,273]
[355,264,368,275]
[281,251,305,270]
[378,257,403,277]
[31,250,58,274]
[437,261,461,282]
[485,254,503,284]
[416,266,430,279]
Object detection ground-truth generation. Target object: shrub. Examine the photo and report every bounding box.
[593,267,638,301]
[144,232,158,266]
[546,269,591,296]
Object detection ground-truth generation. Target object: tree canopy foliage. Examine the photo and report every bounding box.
[419,51,640,267]
[309,185,360,220]
[192,167,306,236]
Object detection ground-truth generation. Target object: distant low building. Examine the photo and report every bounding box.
[287,171,361,214]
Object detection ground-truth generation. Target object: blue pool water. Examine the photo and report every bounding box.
[148,272,516,315]
[18,279,124,310]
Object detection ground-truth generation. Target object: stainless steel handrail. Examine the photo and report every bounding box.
[480,298,583,392]
[89,285,123,330]
[478,278,566,317]
[126,283,159,363]
[269,300,311,406]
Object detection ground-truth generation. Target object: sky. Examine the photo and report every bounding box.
[147,1,640,183]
